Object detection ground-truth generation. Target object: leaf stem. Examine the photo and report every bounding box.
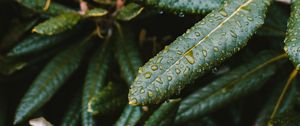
[268,68,298,125]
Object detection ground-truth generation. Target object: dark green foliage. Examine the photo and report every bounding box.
[144,99,180,126]
[82,40,112,126]
[175,51,283,123]
[60,94,82,126]
[1,0,300,125]
[33,12,81,35]
[87,82,127,115]
[135,0,224,14]
[14,39,90,124]
[284,0,300,70]
[16,0,75,15]
[129,0,272,106]
[114,105,143,126]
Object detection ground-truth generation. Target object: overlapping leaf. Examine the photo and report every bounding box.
[7,32,72,57]
[128,0,272,105]
[284,0,300,70]
[175,51,284,123]
[82,41,112,126]
[116,3,144,21]
[33,12,81,35]
[14,38,90,124]
[135,0,224,14]
[16,0,75,15]
[144,100,180,126]
[113,26,144,126]
[87,82,127,115]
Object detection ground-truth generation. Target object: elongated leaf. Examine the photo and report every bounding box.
[87,82,127,115]
[33,13,81,36]
[14,39,90,124]
[175,52,283,123]
[135,0,224,14]
[60,94,82,126]
[113,26,144,126]
[114,105,143,126]
[0,18,38,53]
[144,100,180,126]
[16,0,75,16]
[7,32,72,57]
[255,75,297,126]
[116,3,144,21]
[128,0,272,105]
[284,0,300,69]
[114,26,143,86]
[85,8,108,17]
[82,42,112,126]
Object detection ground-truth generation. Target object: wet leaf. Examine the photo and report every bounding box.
[284,0,300,70]
[85,8,108,17]
[175,51,284,123]
[129,0,272,105]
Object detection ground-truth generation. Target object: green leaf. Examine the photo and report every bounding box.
[60,94,82,126]
[113,105,143,126]
[128,0,272,105]
[135,0,224,14]
[255,73,298,126]
[85,8,108,17]
[7,32,71,57]
[82,41,112,126]
[33,13,81,36]
[175,51,284,123]
[144,99,180,126]
[116,3,144,21]
[14,38,90,124]
[94,0,116,5]
[87,82,127,115]
[114,26,143,86]
[284,0,300,70]
[16,0,75,16]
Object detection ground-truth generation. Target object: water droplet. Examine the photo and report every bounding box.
[177,51,183,55]
[202,50,207,57]
[156,77,163,84]
[297,47,300,52]
[176,68,181,74]
[291,38,297,41]
[195,32,201,36]
[138,67,143,73]
[148,91,153,97]
[129,98,137,105]
[178,12,185,17]
[284,46,288,52]
[219,10,227,17]
[156,56,163,63]
[212,67,218,73]
[176,61,180,65]
[297,64,300,70]
[247,17,253,21]
[236,21,242,27]
[213,47,219,52]
[140,89,145,93]
[144,72,152,79]
[167,76,172,81]
[151,65,158,71]
[184,51,195,64]
[230,30,237,38]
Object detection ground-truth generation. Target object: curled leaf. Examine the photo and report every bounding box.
[116,3,144,21]
[175,52,284,123]
[129,0,272,105]
[33,13,81,36]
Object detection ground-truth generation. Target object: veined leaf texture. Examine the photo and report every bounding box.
[128,0,272,105]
